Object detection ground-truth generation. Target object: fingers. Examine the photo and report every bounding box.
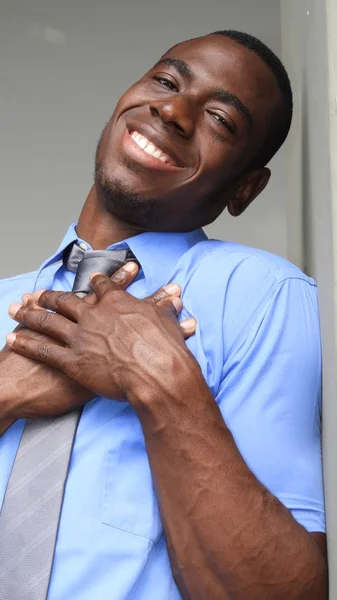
[180,317,197,340]
[28,290,84,321]
[84,262,139,305]
[149,283,195,334]
[109,261,139,287]
[157,295,183,314]
[147,283,181,305]
[22,290,45,306]
[20,262,139,311]
[89,271,125,299]
[5,331,71,371]
[8,301,75,345]
[151,283,196,338]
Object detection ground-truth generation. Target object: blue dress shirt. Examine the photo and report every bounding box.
[0,223,325,600]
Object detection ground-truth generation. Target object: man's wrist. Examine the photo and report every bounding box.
[125,347,206,417]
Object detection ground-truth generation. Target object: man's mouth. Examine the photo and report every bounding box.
[120,123,186,172]
[129,129,180,168]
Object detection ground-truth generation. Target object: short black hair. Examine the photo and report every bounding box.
[212,30,293,167]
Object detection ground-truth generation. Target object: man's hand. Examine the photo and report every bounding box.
[6,272,197,404]
[1,264,196,432]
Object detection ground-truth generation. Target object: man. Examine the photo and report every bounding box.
[0,30,327,600]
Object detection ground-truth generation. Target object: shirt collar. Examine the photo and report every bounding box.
[37,222,208,292]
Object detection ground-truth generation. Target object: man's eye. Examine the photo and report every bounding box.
[210,112,236,135]
[153,77,178,92]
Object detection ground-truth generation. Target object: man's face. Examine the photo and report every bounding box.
[95,34,280,232]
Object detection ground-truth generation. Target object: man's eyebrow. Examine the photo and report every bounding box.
[153,57,194,79]
[211,88,253,128]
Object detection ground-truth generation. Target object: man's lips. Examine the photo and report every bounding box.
[130,130,177,166]
[122,123,187,170]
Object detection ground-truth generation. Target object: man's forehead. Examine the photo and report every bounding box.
[157,34,279,105]
[161,34,244,63]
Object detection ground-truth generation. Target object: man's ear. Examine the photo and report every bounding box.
[227,168,271,217]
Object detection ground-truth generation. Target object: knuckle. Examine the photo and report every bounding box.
[92,274,106,286]
[100,280,112,292]
[151,289,168,304]
[15,335,28,350]
[83,293,97,306]
[156,296,172,308]
[37,310,53,330]
[17,305,32,323]
[55,292,71,307]
[66,354,82,379]
[37,341,51,361]
[111,270,127,285]
[39,289,54,307]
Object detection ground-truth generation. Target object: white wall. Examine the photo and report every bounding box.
[0,0,285,278]
[281,1,336,595]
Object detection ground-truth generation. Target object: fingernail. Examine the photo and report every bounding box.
[123,262,138,272]
[8,302,22,318]
[6,333,16,345]
[164,283,181,295]
[180,318,197,332]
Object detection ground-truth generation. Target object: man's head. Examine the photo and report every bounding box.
[95,31,293,232]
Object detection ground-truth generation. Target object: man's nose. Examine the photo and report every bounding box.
[149,96,195,138]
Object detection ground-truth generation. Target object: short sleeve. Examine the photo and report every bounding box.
[216,277,325,533]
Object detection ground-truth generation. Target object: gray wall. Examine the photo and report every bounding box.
[281,1,335,595]
[0,0,285,278]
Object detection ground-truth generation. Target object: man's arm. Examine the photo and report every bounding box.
[6,274,328,600]
[133,363,327,600]
[130,275,327,600]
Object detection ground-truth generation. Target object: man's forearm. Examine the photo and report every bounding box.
[0,333,95,435]
[133,360,328,600]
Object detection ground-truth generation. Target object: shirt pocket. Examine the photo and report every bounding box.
[102,405,163,544]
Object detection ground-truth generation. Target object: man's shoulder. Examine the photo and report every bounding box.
[175,238,318,345]
[185,238,315,288]
[176,240,317,293]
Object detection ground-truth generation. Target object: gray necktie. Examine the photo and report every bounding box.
[0,243,136,600]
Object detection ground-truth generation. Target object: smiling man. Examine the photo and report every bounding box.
[0,30,328,600]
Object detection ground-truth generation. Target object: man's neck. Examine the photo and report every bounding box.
[76,185,144,250]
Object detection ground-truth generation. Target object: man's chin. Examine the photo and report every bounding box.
[94,166,166,230]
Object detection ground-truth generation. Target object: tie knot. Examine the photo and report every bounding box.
[63,242,137,295]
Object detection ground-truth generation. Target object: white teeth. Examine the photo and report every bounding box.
[144,143,156,156]
[130,130,172,164]
[138,137,147,150]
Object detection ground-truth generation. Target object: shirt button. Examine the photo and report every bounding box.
[79,242,87,251]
